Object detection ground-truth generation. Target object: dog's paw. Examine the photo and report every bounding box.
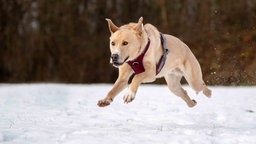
[123,89,135,104]
[203,87,212,98]
[188,99,197,108]
[97,99,111,107]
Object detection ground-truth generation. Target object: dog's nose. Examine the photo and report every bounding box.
[111,54,119,62]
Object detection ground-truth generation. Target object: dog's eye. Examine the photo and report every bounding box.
[122,41,128,46]
[111,42,115,46]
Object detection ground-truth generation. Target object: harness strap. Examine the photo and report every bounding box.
[127,33,169,75]
[156,33,169,75]
[127,38,150,74]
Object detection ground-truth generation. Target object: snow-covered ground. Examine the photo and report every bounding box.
[0,84,255,144]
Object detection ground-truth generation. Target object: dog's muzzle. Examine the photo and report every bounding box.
[111,54,119,63]
[110,54,129,67]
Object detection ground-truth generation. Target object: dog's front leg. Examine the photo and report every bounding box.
[98,65,132,107]
[123,62,155,103]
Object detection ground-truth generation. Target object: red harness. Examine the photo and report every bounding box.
[127,33,169,75]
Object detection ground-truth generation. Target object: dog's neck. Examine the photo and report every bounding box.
[126,36,150,75]
[138,28,149,54]
[126,32,169,76]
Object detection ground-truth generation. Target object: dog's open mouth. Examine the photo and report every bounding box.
[113,56,129,67]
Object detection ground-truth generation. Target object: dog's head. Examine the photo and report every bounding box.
[106,17,146,67]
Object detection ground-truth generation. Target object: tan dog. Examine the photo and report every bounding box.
[98,17,211,108]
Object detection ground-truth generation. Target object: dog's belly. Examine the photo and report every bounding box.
[156,67,183,78]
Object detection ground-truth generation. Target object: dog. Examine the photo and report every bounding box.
[97,17,211,108]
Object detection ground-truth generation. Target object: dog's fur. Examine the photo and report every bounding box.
[98,17,211,108]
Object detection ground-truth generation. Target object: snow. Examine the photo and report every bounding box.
[0,84,255,144]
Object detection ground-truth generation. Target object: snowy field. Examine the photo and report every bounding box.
[0,84,255,144]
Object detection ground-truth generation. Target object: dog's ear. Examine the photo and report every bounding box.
[106,18,119,34]
[134,17,144,35]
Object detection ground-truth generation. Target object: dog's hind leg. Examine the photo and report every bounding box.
[182,60,212,98]
[164,73,197,108]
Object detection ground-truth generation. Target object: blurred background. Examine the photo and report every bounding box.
[0,0,255,85]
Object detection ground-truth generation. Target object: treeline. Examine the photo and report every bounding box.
[0,0,255,85]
